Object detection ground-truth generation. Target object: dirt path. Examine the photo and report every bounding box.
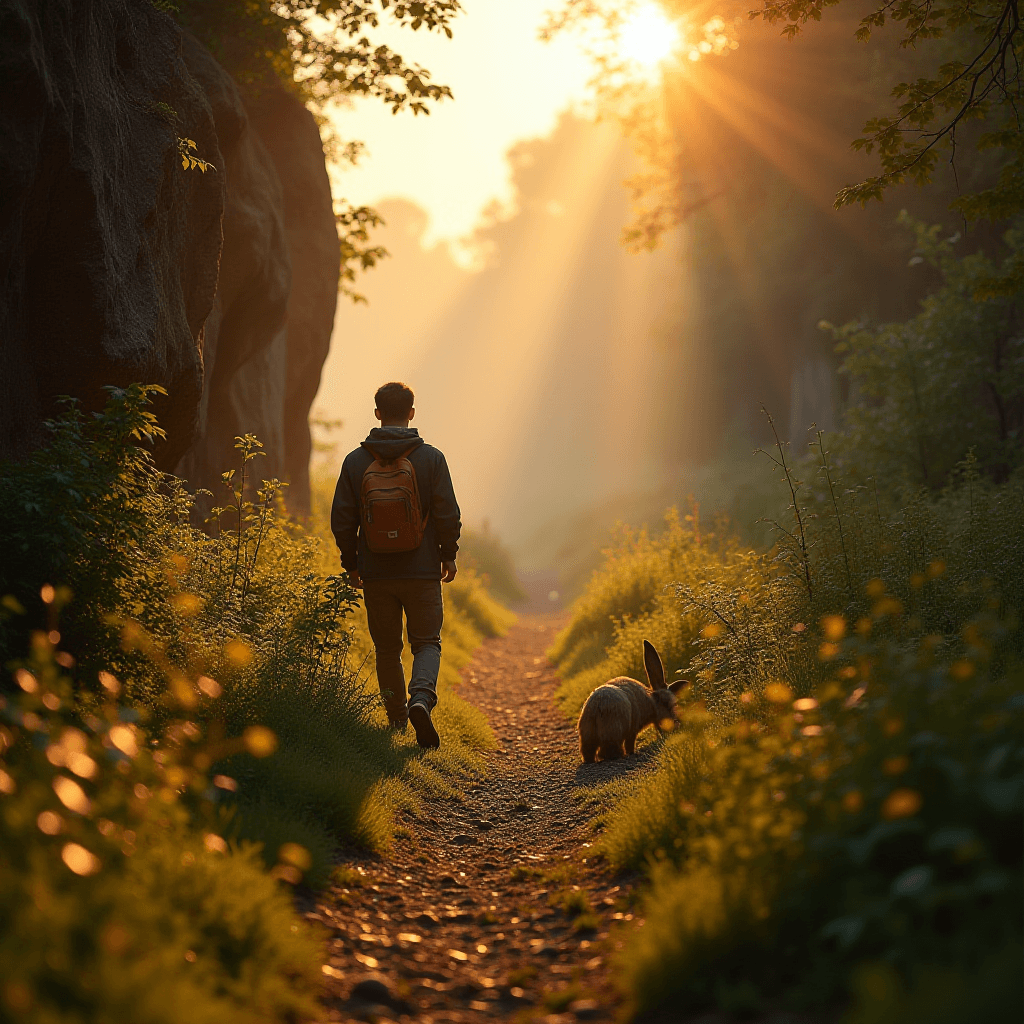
[310,614,654,1024]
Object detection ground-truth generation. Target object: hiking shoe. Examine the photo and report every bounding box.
[408,702,440,749]
[387,716,408,733]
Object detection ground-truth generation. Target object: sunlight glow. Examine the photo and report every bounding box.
[619,5,679,68]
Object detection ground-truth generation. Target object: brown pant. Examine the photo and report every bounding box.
[363,578,443,722]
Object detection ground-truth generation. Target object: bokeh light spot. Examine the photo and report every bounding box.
[61,842,101,876]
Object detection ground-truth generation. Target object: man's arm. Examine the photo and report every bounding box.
[330,459,361,583]
[431,452,461,579]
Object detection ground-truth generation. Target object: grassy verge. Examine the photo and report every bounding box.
[551,467,1023,1020]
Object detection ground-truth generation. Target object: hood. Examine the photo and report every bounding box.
[361,426,425,461]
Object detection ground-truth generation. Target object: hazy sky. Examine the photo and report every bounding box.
[326,0,594,247]
[314,6,695,560]
[309,3,934,579]
[314,113,684,564]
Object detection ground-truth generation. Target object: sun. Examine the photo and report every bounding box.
[619,5,679,68]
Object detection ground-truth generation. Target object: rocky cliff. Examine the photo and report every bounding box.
[247,88,340,518]
[0,0,224,468]
[172,32,293,500]
[0,0,339,512]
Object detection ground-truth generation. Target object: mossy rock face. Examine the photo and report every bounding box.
[0,1,340,517]
[0,0,224,466]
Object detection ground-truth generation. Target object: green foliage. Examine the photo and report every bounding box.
[2,388,501,885]
[0,383,170,667]
[164,4,462,303]
[609,616,1022,1012]
[550,887,591,918]
[172,0,460,113]
[550,508,744,717]
[553,428,1024,1017]
[553,0,1022,305]
[0,643,323,1023]
[844,944,1023,1024]
[176,136,216,173]
[754,0,1022,229]
[145,102,217,174]
[0,384,512,1019]
[336,201,388,304]
[443,568,516,639]
[826,215,1024,489]
[747,0,1024,306]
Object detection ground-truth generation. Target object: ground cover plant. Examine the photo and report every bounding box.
[0,639,323,1024]
[0,385,509,1020]
[551,231,1024,1021]
[556,473,1024,1022]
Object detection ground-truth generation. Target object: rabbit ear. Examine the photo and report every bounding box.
[643,640,667,690]
[668,678,688,694]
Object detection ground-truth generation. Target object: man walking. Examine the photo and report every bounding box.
[331,382,461,749]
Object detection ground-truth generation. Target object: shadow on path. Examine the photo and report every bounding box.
[308,613,648,1024]
[571,741,663,789]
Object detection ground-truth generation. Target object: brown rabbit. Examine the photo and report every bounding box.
[577,640,686,762]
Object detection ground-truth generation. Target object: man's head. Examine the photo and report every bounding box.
[374,381,415,426]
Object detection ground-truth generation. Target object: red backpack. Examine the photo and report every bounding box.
[360,447,428,553]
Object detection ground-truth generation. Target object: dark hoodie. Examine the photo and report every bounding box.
[330,427,462,581]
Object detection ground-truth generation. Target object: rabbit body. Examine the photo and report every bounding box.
[577,640,685,762]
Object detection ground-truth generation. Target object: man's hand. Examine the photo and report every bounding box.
[347,570,364,590]
[441,560,457,583]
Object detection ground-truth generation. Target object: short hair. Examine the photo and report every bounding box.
[375,381,415,420]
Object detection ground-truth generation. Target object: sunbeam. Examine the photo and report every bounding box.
[619,4,679,68]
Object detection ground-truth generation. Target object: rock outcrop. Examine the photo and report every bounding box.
[0,0,225,468]
[0,1,340,514]
[247,88,340,517]
[172,33,292,501]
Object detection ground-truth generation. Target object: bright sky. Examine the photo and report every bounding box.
[326,0,595,246]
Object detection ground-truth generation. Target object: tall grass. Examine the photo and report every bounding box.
[1,610,324,1023]
[0,390,506,883]
[0,386,510,1019]
[551,227,1024,1015]
[458,522,528,606]
[550,509,748,716]
[551,446,1024,1019]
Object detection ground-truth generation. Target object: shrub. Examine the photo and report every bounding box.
[0,384,512,1020]
[826,215,1024,493]
[614,627,1023,1015]
[0,643,323,1024]
[553,446,1024,1018]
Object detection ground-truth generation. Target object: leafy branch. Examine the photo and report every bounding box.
[177,137,216,174]
[207,435,284,605]
[336,201,388,303]
[751,0,1024,214]
[173,1,462,115]
[146,101,217,174]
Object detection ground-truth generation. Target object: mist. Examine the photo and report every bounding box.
[315,114,684,566]
[315,12,1006,590]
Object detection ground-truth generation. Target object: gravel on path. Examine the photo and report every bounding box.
[307,613,658,1024]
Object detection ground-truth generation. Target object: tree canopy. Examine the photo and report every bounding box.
[550,0,1023,262]
[753,0,1022,244]
[165,1,462,302]
[173,0,460,112]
